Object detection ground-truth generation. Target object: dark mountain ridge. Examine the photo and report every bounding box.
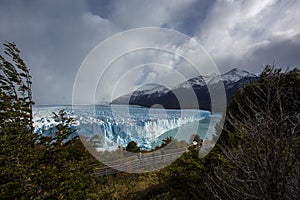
[111,68,258,111]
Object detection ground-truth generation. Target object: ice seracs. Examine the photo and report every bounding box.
[33,105,213,150]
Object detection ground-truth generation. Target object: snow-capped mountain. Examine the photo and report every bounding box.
[175,76,207,89]
[175,68,256,88]
[111,68,258,110]
[134,84,171,96]
[208,68,256,84]
[113,83,172,106]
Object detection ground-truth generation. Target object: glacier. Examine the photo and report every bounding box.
[33,105,220,150]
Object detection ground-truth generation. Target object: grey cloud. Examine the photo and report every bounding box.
[250,33,300,70]
[197,0,300,72]
[0,0,299,104]
[88,0,214,33]
[0,0,119,104]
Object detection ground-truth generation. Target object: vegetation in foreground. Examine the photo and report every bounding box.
[1,42,299,199]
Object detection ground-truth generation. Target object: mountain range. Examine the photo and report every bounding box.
[111,68,258,111]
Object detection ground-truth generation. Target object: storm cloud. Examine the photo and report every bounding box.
[0,0,299,104]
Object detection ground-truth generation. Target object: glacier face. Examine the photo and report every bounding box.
[33,105,219,150]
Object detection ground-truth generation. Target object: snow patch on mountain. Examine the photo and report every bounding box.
[170,68,257,89]
[208,68,257,84]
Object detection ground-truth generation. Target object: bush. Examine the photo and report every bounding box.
[126,141,141,153]
[207,66,300,199]
[0,42,97,199]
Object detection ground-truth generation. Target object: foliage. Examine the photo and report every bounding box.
[0,42,97,199]
[31,110,98,199]
[160,147,212,200]
[0,42,36,199]
[39,109,78,146]
[125,141,141,153]
[0,42,34,129]
[206,66,300,199]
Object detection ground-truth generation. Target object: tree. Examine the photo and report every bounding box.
[33,110,97,199]
[126,141,141,153]
[0,42,98,199]
[0,42,34,129]
[0,42,36,198]
[206,66,300,199]
[38,109,78,147]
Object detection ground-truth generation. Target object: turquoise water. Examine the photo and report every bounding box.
[150,116,220,148]
[33,105,222,150]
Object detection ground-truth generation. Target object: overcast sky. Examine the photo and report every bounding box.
[0,0,299,104]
